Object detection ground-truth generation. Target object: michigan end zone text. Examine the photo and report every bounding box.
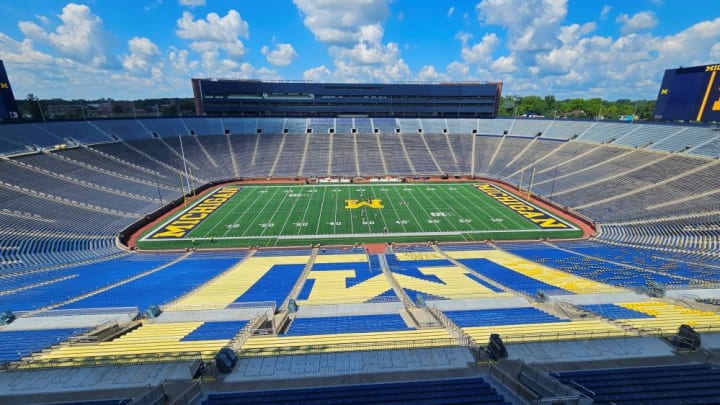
[147,187,241,239]
[474,183,570,229]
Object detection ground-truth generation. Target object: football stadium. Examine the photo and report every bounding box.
[1,71,720,404]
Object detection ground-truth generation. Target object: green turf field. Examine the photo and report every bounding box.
[136,183,582,249]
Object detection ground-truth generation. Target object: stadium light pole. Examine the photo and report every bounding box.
[36,99,46,123]
[178,134,192,195]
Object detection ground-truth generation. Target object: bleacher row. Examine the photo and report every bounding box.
[2,247,719,369]
[2,117,719,154]
[201,376,511,405]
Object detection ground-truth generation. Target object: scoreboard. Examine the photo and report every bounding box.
[0,60,19,120]
[654,63,720,122]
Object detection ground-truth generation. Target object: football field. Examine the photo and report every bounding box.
[136,183,582,249]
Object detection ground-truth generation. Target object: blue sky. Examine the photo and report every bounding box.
[0,0,718,100]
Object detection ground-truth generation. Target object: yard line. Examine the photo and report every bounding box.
[401,184,445,233]
[332,186,340,235]
[454,184,516,231]
[233,186,285,238]
[191,186,256,239]
[295,185,318,236]
[384,185,410,232]
[422,186,464,234]
[218,188,268,237]
[259,186,295,237]
[275,185,306,237]
[370,184,392,234]
[313,185,328,234]
[346,186,355,235]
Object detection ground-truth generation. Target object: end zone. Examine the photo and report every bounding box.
[143,186,242,241]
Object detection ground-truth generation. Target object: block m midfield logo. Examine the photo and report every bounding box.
[345,199,384,209]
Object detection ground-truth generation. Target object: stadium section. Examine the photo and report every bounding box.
[0,116,719,404]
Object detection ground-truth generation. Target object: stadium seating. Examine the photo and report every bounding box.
[0,328,88,364]
[57,253,244,310]
[240,328,453,355]
[443,307,566,327]
[551,364,720,404]
[31,321,240,363]
[201,376,511,405]
[2,118,718,269]
[1,253,182,311]
[1,116,720,386]
[285,313,410,335]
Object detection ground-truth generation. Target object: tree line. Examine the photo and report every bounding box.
[499,95,656,121]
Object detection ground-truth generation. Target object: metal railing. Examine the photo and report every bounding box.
[129,384,166,405]
[705,350,720,365]
[22,306,139,317]
[237,338,466,357]
[167,381,202,405]
[520,361,583,400]
[500,328,633,344]
[229,313,268,351]
[487,363,540,404]
[160,301,275,312]
[7,351,209,371]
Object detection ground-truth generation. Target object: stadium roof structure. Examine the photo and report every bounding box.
[0,116,719,404]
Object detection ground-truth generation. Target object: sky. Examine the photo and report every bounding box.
[0,0,718,100]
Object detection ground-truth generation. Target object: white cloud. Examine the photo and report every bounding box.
[176,10,249,42]
[122,37,162,74]
[458,32,500,64]
[261,43,298,66]
[616,11,658,34]
[293,0,391,45]
[600,5,611,21]
[174,9,252,77]
[303,65,332,81]
[34,14,50,25]
[417,65,449,81]
[712,43,720,59]
[477,0,567,54]
[0,3,273,99]
[293,0,410,82]
[179,0,205,6]
[0,33,55,67]
[18,3,116,68]
[447,6,455,18]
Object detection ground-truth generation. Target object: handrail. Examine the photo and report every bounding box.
[168,381,202,405]
[160,301,276,311]
[499,328,634,343]
[487,363,540,403]
[237,338,465,357]
[22,307,139,317]
[5,351,208,371]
